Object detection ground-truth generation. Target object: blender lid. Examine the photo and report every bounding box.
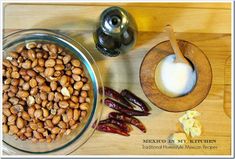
[100,6,129,35]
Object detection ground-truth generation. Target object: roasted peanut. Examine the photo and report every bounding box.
[3,108,11,117]
[45,59,56,67]
[3,102,11,109]
[40,85,51,92]
[29,79,37,88]
[66,70,72,76]
[46,137,52,143]
[10,60,18,68]
[22,83,30,91]
[72,74,81,81]
[3,42,91,142]
[24,132,32,138]
[54,92,63,102]
[3,115,7,124]
[34,66,44,73]
[80,103,89,111]
[16,117,24,129]
[28,107,35,118]
[56,59,63,65]
[44,67,55,77]
[16,45,25,53]
[67,86,74,94]
[62,114,69,123]
[10,51,19,59]
[10,86,18,94]
[42,44,49,51]
[8,115,17,125]
[60,75,68,86]
[82,83,90,91]
[36,75,45,85]
[71,123,78,130]
[33,131,43,139]
[34,109,43,119]
[71,96,79,103]
[78,96,85,103]
[59,101,69,109]
[26,42,37,50]
[63,54,72,64]
[81,111,87,118]
[17,90,29,98]
[61,87,70,97]
[27,49,36,61]
[80,90,88,98]
[52,115,61,125]
[3,60,12,68]
[11,71,20,78]
[50,81,58,91]
[4,78,11,85]
[22,60,32,69]
[10,105,23,114]
[72,68,82,75]
[74,81,83,90]
[37,128,45,133]
[38,58,45,67]
[29,122,38,130]
[9,97,19,105]
[8,92,15,98]
[32,59,38,68]
[27,96,35,106]
[49,44,57,54]
[45,120,54,128]
[73,109,80,121]
[11,79,20,86]
[85,97,91,103]
[58,121,67,129]
[69,101,79,108]
[30,87,38,95]
[42,108,49,118]
[3,124,9,133]
[57,108,66,116]
[51,127,60,134]
[67,109,73,121]
[48,92,54,101]
[65,129,71,135]
[22,75,30,81]
[22,111,30,121]
[69,119,76,127]
[9,125,19,134]
[27,70,37,77]
[71,59,81,67]
[55,64,64,71]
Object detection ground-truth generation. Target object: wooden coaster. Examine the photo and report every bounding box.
[140,40,212,112]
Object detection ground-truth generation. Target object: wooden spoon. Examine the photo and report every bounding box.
[164,25,190,65]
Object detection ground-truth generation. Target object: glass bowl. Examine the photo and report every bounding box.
[3,29,103,155]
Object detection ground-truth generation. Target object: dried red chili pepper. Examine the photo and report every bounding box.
[99,118,131,133]
[104,98,150,116]
[95,123,130,136]
[120,89,149,112]
[100,87,133,109]
[109,112,146,133]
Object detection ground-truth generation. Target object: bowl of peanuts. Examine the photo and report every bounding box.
[2,29,103,154]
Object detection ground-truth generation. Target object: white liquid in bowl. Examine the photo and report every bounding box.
[155,54,197,97]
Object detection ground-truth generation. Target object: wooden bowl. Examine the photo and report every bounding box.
[140,40,212,112]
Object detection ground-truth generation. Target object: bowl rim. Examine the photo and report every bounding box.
[3,29,104,154]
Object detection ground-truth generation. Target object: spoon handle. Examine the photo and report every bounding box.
[164,25,189,64]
